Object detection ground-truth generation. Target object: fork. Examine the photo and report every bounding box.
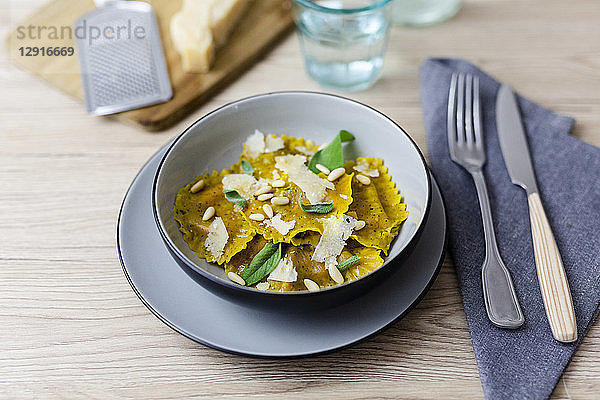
[447,73,525,329]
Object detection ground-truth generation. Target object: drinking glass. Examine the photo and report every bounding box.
[291,0,393,92]
[392,0,461,27]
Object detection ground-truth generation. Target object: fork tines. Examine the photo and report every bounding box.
[447,73,482,149]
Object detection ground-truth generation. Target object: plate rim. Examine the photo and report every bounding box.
[116,143,447,358]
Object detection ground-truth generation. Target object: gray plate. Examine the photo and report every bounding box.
[117,144,447,357]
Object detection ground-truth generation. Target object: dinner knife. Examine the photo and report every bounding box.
[496,84,577,343]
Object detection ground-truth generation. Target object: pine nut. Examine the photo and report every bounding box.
[253,186,272,196]
[249,213,265,221]
[271,196,290,206]
[227,272,245,286]
[328,264,344,284]
[257,193,274,201]
[202,206,215,221]
[256,282,270,291]
[356,174,371,185]
[263,204,274,218]
[327,167,345,182]
[190,179,205,193]
[354,220,366,231]
[315,164,330,175]
[304,278,320,292]
[271,180,286,188]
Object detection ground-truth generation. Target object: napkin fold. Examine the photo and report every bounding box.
[420,58,600,400]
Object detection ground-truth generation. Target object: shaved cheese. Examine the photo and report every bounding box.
[265,135,285,152]
[244,130,265,158]
[266,213,296,236]
[256,282,270,291]
[312,215,358,264]
[222,174,264,199]
[205,217,229,259]
[353,160,380,177]
[275,154,334,204]
[244,131,285,158]
[294,146,315,156]
[268,255,297,282]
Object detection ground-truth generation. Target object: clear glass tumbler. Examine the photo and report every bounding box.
[392,0,462,27]
[291,0,393,92]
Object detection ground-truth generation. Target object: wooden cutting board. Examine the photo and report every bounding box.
[5,0,294,131]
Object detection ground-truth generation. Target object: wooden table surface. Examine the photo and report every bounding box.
[1,0,599,398]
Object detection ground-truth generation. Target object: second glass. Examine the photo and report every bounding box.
[291,0,393,92]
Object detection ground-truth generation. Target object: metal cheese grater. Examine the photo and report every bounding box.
[75,0,172,116]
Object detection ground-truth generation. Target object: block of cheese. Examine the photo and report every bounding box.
[170,0,249,73]
[170,10,214,73]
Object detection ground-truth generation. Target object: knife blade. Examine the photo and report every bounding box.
[496,84,577,343]
[495,85,539,194]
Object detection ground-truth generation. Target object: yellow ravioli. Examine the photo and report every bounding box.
[173,164,255,265]
[224,236,268,277]
[344,158,408,254]
[340,243,385,282]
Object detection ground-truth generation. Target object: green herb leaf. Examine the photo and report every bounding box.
[241,242,281,285]
[244,244,282,286]
[223,189,246,208]
[308,130,355,174]
[298,198,334,214]
[241,160,254,175]
[336,256,361,271]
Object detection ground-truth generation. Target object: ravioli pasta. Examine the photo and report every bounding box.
[173,130,408,292]
[174,165,256,264]
[344,158,409,255]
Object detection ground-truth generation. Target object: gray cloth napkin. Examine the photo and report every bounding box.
[419,58,600,400]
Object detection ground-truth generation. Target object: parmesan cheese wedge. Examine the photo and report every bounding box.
[170,0,249,73]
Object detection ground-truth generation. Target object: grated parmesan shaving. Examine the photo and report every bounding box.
[265,213,296,236]
[265,135,284,152]
[268,255,297,282]
[244,130,284,158]
[312,214,358,265]
[244,130,265,158]
[204,217,229,259]
[353,160,380,177]
[222,174,270,199]
[274,154,334,204]
[294,146,315,156]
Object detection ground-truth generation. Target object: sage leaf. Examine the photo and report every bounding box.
[244,243,282,286]
[336,256,360,271]
[308,130,355,174]
[298,198,334,214]
[223,189,246,208]
[241,160,254,175]
[241,242,279,281]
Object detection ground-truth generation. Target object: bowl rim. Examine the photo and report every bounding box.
[152,91,432,297]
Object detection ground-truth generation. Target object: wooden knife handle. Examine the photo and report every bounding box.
[528,192,577,343]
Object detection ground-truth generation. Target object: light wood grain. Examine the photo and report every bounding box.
[1,0,600,399]
[528,192,578,343]
[4,0,294,131]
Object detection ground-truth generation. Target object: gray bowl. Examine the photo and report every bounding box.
[153,92,431,309]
